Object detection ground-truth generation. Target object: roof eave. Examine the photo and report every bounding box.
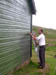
[28,0,36,14]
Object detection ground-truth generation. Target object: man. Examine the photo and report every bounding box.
[30,28,46,69]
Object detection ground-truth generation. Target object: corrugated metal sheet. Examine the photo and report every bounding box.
[0,0,31,75]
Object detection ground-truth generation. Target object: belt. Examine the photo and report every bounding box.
[39,45,45,47]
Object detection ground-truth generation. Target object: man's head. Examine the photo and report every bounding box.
[38,28,43,34]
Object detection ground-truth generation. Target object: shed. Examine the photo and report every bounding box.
[0,0,36,75]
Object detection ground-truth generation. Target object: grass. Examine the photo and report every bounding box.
[13,26,56,75]
[13,47,56,75]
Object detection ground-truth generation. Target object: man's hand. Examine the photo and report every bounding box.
[33,36,36,40]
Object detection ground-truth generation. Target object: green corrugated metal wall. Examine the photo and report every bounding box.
[0,0,31,75]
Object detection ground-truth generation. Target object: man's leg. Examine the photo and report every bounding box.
[39,47,42,66]
[41,46,45,68]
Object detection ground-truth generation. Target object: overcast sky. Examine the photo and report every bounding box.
[33,0,56,30]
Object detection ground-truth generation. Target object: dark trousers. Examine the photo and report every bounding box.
[39,46,45,68]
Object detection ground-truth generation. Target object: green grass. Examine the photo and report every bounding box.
[46,47,56,75]
[13,47,56,75]
[13,26,56,75]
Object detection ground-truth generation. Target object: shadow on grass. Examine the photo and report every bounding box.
[29,60,38,68]
[13,60,42,75]
[16,60,38,72]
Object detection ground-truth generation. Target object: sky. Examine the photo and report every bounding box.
[33,0,56,30]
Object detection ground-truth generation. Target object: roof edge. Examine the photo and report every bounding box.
[28,0,36,14]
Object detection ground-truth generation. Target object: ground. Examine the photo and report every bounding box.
[13,26,56,75]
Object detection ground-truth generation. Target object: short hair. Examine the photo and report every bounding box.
[40,29,43,33]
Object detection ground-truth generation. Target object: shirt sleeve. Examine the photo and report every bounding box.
[36,35,41,40]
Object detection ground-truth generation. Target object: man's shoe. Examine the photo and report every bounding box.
[38,62,40,64]
[39,66,45,69]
